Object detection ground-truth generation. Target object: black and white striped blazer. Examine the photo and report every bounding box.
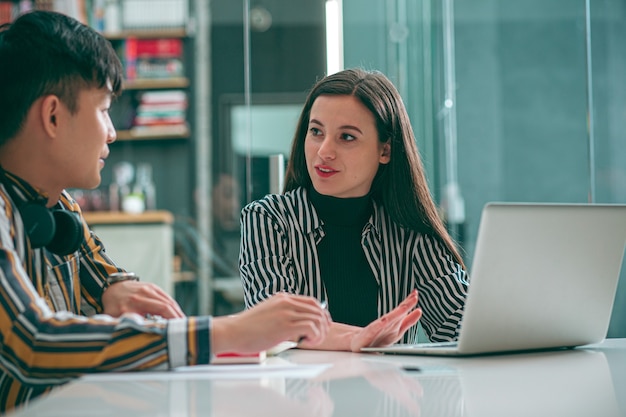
[239,187,469,343]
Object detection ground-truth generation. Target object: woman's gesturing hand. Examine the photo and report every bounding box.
[350,290,422,352]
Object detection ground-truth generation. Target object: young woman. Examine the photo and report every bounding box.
[240,68,469,351]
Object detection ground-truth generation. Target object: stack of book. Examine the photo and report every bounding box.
[131,90,188,137]
[0,2,13,25]
[123,38,184,81]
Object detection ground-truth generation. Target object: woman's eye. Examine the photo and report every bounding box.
[341,133,356,141]
[309,127,322,136]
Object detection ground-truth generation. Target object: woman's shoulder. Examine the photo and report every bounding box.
[242,188,312,218]
[373,203,437,242]
[242,188,321,233]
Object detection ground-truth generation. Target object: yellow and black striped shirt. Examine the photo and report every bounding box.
[0,172,211,413]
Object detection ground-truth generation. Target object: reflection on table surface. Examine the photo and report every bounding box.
[6,339,626,417]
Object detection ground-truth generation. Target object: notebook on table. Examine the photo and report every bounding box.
[362,202,626,356]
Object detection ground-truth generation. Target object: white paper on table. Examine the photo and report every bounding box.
[174,362,331,379]
[81,358,331,382]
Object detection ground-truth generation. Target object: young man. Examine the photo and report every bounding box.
[0,10,329,413]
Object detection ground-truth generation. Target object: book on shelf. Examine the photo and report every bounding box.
[0,2,14,25]
[134,106,186,118]
[132,91,185,129]
[138,89,187,104]
[121,37,184,80]
[134,114,186,126]
[136,57,183,79]
[120,37,137,80]
[136,100,187,113]
[135,38,183,57]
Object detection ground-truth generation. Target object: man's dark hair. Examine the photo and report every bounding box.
[0,10,124,146]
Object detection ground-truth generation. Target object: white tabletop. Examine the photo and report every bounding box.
[6,338,626,417]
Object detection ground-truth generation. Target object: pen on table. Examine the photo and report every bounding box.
[298,300,327,344]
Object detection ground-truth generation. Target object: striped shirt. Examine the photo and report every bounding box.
[0,173,211,413]
[240,187,469,343]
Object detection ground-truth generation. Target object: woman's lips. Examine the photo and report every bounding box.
[315,165,337,178]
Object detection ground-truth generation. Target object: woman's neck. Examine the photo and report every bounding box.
[309,187,372,226]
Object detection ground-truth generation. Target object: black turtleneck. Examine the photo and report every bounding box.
[310,188,379,327]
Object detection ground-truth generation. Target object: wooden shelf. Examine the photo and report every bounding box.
[123,77,189,90]
[84,210,174,225]
[115,125,189,141]
[103,28,187,40]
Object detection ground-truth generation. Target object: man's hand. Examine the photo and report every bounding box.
[101,280,185,319]
[211,293,331,355]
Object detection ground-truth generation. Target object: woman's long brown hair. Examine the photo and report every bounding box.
[284,68,465,267]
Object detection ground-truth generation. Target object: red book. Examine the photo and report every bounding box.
[0,3,14,25]
[124,37,138,80]
[135,38,182,58]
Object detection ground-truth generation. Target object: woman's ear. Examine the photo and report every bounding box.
[380,141,391,164]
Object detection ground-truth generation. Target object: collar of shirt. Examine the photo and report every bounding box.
[0,169,50,207]
[295,187,384,241]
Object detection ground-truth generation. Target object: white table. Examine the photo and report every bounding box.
[6,339,626,417]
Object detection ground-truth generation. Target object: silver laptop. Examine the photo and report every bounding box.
[362,203,626,356]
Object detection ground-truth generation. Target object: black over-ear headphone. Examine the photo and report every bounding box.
[0,170,84,256]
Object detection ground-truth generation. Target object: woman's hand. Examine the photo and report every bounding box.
[211,293,331,355]
[349,290,422,352]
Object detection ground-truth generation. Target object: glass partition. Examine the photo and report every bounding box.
[588,0,626,336]
[209,0,326,314]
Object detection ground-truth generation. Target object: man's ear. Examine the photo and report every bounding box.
[380,141,391,164]
[40,95,61,138]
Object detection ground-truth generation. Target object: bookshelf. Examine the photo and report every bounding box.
[94,1,201,312]
[105,29,191,141]
[91,1,198,224]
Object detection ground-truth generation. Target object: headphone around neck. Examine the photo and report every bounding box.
[0,170,84,256]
